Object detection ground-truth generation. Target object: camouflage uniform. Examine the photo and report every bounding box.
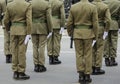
[92,0,111,75]
[0,0,13,63]
[103,0,120,66]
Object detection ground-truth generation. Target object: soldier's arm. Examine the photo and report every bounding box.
[0,3,2,25]
[60,2,65,27]
[104,8,111,32]
[46,4,53,33]
[66,9,74,37]
[3,7,10,31]
[26,4,32,35]
[0,1,6,25]
[118,7,120,28]
[92,7,98,40]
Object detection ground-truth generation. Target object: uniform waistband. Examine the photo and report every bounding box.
[111,17,117,20]
[12,22,26,26]
[52,15,60,19]
[32,18,47,23]
[99,22,105,26]
[75,25,92,29]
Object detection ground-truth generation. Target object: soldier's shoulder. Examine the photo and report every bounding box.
[24,1,31,6]
[103,0,109,4]
[88,2,96,6]
[88,2,97,9]
[42,0,50,8]
[43,0,50,7]
[71,2,80,8]
[101,2,109,8]
[0,0,4,4]
[57,0,64,5]
[93,1,108,7]
[44,0,50,4]
[7,1,14,7]
[8,0,13,3]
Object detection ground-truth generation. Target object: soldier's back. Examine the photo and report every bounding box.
[103,0,120,14]
[70,1,96,25]
[50,0,63,15]
[32,0,49,18]
[7,0,30,22]
[92,1,109,21]
[104,0,120,30]
[5,0,31,35]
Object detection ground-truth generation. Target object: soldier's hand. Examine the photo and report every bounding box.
[118,29,120,33]
[0,26,3,29]
[47,32,52,39]
[103,31,108,40]
[92,40,96,47]
[59,27,64,34]
[24,35,31,45]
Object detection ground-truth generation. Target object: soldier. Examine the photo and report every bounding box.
[31,0,53,72]
[66,0,98,83]
[92,0,111,75]
[47,0,65,65]
[103,0,120,66]
[4,0,32,80]
[0,0,13,63]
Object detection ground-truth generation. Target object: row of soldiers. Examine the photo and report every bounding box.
[66,0,120,83]
[0,0,120,84]
[0,0,65,80]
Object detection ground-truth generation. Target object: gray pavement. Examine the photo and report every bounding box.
[0,29,120,84]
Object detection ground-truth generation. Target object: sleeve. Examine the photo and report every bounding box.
[26,4,32,35]
[60,2,65,27]
[66,8,74,37]
[46,3,53,33]
[104,8,111,32]
[0,1,6,25]
[118,7,120,28]
[0,3,2,25]
[3,7,10,31]
[92,7,98,40]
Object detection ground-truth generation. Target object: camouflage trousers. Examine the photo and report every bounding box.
[47,29,62,57]
[104,30,118,58]
[4,29,11,55]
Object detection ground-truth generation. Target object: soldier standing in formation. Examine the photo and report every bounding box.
[31,0,53,72]
[47,0,65,65]
[4,0,32,80]
[0,0,13,63]
[103,0,120,66]
[66,0,98,83]
[92,0,111,75]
